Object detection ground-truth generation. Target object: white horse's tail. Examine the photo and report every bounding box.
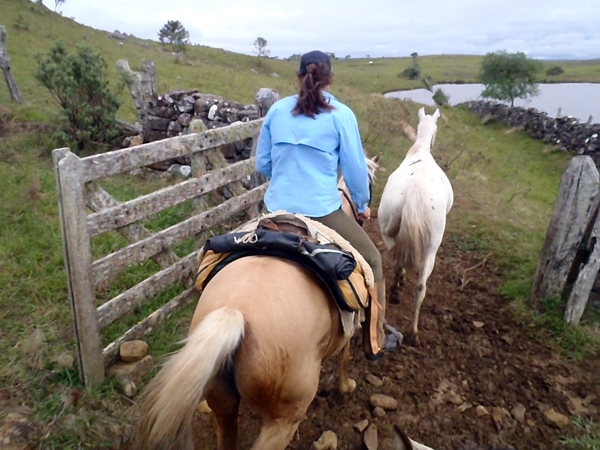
[129,307,245,450]
[391,185,430,272]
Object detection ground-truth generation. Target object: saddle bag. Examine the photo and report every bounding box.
[195,228,369,311]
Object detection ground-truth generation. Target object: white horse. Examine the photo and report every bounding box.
[378,107,453,343]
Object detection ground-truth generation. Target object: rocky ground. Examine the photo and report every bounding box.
[193,220,600,450]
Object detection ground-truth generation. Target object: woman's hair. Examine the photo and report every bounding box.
[292,61,335,119]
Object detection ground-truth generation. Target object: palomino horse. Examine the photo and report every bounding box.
[338,154,380,222]
[378,108,453,343]
[128,156,434,450]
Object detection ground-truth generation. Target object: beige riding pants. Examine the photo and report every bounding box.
[312,208,383,280]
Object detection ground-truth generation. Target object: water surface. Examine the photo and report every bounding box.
[385,83,600,123]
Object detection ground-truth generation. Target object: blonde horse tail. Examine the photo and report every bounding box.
[391,186,430,272]
[129,307,245,450]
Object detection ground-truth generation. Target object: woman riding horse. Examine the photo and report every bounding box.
[255,50,401,360]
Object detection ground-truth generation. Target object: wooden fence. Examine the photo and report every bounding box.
[53,119,267,386]
[530,155,600,325]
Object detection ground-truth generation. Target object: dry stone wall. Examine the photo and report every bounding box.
[143,89,261,164]
[460,101,600,164]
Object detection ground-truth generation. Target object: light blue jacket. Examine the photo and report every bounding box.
[255,92,369,217]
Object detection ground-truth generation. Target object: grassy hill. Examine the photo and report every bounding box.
[1,0,599,448]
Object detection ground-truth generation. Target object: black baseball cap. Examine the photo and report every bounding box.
[299,50,332,75]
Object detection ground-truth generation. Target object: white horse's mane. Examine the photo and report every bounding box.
[365,157,379,184]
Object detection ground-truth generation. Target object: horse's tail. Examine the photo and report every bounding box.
[391,185,430,272]
[129,307,245,450]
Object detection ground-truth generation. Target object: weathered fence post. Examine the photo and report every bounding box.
[53,149,104,386]
[530,156,600,311]
[117,59,157,132]
[564,197,600,325]
[0,25,22,103]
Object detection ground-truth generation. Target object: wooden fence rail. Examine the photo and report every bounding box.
[53,118,267,386]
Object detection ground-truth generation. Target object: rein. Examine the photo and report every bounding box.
[338,187,360,223]
[338,183,373,228]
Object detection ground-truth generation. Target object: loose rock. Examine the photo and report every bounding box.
[366,374,384,387]
[363,424,378,450]
[370,394,398,411]
[491,407,512,430]
[109,354,154,386]
[475,405,489,417]
[511,403,526,423]
[197,400,212,414]
[119,340,148,362]
[313,430,337,450]
[353,419,369,432]
[373,406,386,418]
[543,409,570,429]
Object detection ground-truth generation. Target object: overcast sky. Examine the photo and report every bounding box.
[42,0,600,60]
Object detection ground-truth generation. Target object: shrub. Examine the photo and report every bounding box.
[399,67,420,80]
[432,88,449,106]
[546,66,565,76]
[35,42,121,152]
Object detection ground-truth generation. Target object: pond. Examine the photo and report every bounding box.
[385,83,600,123]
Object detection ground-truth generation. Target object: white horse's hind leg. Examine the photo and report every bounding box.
[411,251,437,343]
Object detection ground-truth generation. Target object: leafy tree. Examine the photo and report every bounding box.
[479,50,543,107]
[158,20,190,53]
[35,42,121,151]
[253,37,269,58]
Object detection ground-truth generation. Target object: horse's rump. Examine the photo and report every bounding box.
[390,184,430,272]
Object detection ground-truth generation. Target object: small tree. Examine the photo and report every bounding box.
[158,20,190,53]
[35,42,121,151]
[253,37,269,58]
[432,88,449,106]
[54,0,66,12]
[479,50,542,107]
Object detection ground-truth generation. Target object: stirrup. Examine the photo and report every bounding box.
[365,325,403,361]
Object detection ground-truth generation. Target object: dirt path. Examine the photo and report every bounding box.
[193,220,600,449]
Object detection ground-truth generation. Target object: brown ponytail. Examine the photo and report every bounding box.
[292,61,335,119]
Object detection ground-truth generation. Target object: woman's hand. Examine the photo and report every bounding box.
[357,206,371,222]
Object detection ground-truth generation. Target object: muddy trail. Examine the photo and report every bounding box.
[193,220,600,450]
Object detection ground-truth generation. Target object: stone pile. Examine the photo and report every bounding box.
[460,101,600,164]
[108,340,153,397]
[141,89,261,163]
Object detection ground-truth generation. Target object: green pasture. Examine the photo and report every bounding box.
[1,0,599,447]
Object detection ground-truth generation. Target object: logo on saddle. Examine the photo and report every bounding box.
[195,214,371,312]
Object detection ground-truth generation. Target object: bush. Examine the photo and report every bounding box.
[35,42,121,152]
[399,67,420,80]
[432,88,449,106]
[546,66,565,76]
